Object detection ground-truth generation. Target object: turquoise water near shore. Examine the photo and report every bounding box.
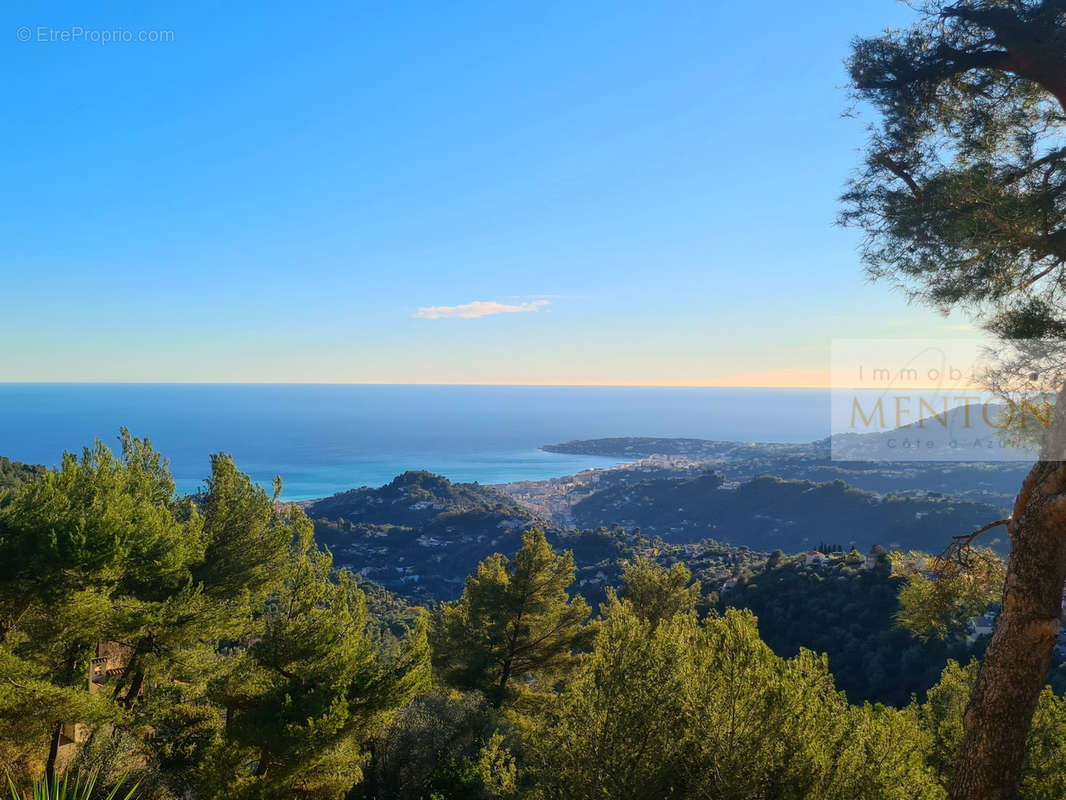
[0,385,830,500]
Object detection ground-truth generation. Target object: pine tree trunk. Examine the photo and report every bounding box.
[494,660,512,708]
[44,720,63,785]
[121,667,146,707]
[949,460,1066,800]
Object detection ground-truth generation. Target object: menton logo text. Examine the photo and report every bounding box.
[849,395,1050,430]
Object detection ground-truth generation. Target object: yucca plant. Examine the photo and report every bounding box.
[6,770,137,800]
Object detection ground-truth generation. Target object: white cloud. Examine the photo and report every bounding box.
[414,299,550,320]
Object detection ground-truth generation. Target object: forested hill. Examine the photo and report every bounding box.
[307,469,527,523]
[572,473,1009,553]
[304,464,1010,601]
[307,470,560,599]
[1,439,1056,798]
[304,465,987,707]
[724,555,980,706]
[0,456,45,493]
[306,471,676,602]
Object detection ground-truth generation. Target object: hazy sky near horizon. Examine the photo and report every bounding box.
[1,0,985,386]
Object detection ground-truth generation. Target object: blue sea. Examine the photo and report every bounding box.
[0,385,830,500]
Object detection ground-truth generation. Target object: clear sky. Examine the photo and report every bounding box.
[1,0,983,386]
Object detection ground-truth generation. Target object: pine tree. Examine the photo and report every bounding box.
[617,557,700,626]
[0,432,198,781]
[528,600,941,800]
[0,433,427,798]
[843,3,1066,796]
[205,513,430,799]
[431,528,592,706]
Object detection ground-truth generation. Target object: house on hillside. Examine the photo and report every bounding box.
[56,641,136,773]
[805,551,829,567]
[846,550,867,567]
[968,613,997,643]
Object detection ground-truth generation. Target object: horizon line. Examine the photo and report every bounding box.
[0,380,835,390]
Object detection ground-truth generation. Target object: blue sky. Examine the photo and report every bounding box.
[1,0,980,385]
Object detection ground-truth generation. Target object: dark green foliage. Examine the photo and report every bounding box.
[311,487,649,604]
[358,579,428,644]
[308,471,538,600]
[922,660,1066,798]
[431,528,592,707]
[572,474,1008,553]
[617,557,700,625]
[725,557,979,706]
[528,600,941,800]
[0,456,45,495]
[0,432,209,781]
[205,520,430,799]
[895,548,1005,640]
[309,471,528,525]
[4,437,1061,797]
[0,434,429,799]
[354,691,514,800]
[843,6,1066,795]
[842,1,1066,337]
[305,460,1017,608]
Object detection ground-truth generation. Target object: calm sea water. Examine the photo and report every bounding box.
[0,385,829,500]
